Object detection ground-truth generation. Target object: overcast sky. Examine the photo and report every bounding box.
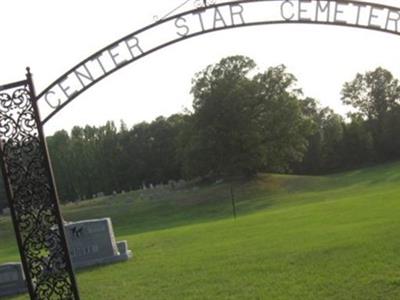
[1,0,400,135]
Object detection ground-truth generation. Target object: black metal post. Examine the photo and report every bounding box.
[0,69,80,299]
[230,185,237,220]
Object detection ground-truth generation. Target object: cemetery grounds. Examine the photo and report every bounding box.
[1,162,400,299]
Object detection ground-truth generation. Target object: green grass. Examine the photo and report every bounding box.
[2,162,400,299]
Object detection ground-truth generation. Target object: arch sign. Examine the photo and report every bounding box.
[1,0,400,299]
[38,0,400,124]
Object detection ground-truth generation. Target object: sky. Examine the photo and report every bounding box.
[1,0,400,135]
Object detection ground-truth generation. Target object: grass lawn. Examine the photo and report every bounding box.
[2,162,400,299]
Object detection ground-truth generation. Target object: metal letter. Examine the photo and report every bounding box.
[74,63,94,88]
[44,90,61,109]
[385,9,400,32]
[213,7,227,29]
[229,4,245,25]
[315,0,330,22]
[91,54,108,75]
[334,2,347,24]
[108,44,128,67]
[281,0,295,21]
[352,3,367,26]
[58,76,77,99]
[368,6,382,29]
[299,0,311,22]
[192,10,206,31]
[125,36,144,59]
[175,16,190,37]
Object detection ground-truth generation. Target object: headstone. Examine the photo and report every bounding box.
[97,192,105,198]
[0,263,27,297]
[176,179,186,189]
[2,207,10,215]
[168,180,176,189]
[64,218,132,269]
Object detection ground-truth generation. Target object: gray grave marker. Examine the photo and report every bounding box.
[0,263,27,297]
[64,218,132,269]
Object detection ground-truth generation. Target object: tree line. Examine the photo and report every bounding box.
[1,55,400,206]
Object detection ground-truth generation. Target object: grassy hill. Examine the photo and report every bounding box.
[2,162,400,299]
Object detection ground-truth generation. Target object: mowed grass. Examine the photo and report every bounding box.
[2,162,400,299]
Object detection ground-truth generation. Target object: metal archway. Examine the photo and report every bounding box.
[37,0,400,124]
[1,0,400,299]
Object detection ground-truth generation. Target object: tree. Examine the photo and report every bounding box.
[381,106,400,159]
[187,56,259,177]
[342,67,400,159]
[342,67,400,121]
[184,55,313,178]
[295,99,345,173]
[251,65,313,172]
[47,130,77,201]
[342,114,375,167]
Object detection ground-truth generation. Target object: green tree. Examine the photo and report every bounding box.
[342,114,375,167]
[296,99,344,173]
[342,67,400,121]
[47,130,77,201]
[342,67,400,159]
[251,65,313,172]
[188,56,259,177]
[185,56,313,177]
[381,106,400,159]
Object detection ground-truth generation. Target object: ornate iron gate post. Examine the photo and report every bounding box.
[0,68,80,299]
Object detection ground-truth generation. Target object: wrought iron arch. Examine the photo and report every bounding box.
[37,0,400,124]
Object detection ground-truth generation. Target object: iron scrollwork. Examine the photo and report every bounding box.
[194,0,217,9]
[0,71,79,299]
[153,0,217,22]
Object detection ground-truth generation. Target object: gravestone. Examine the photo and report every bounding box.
[0,263,27,297]
[64,218,132,269]
[2,207,10,215]
[176,179,187,189]
[168,180,176,190]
